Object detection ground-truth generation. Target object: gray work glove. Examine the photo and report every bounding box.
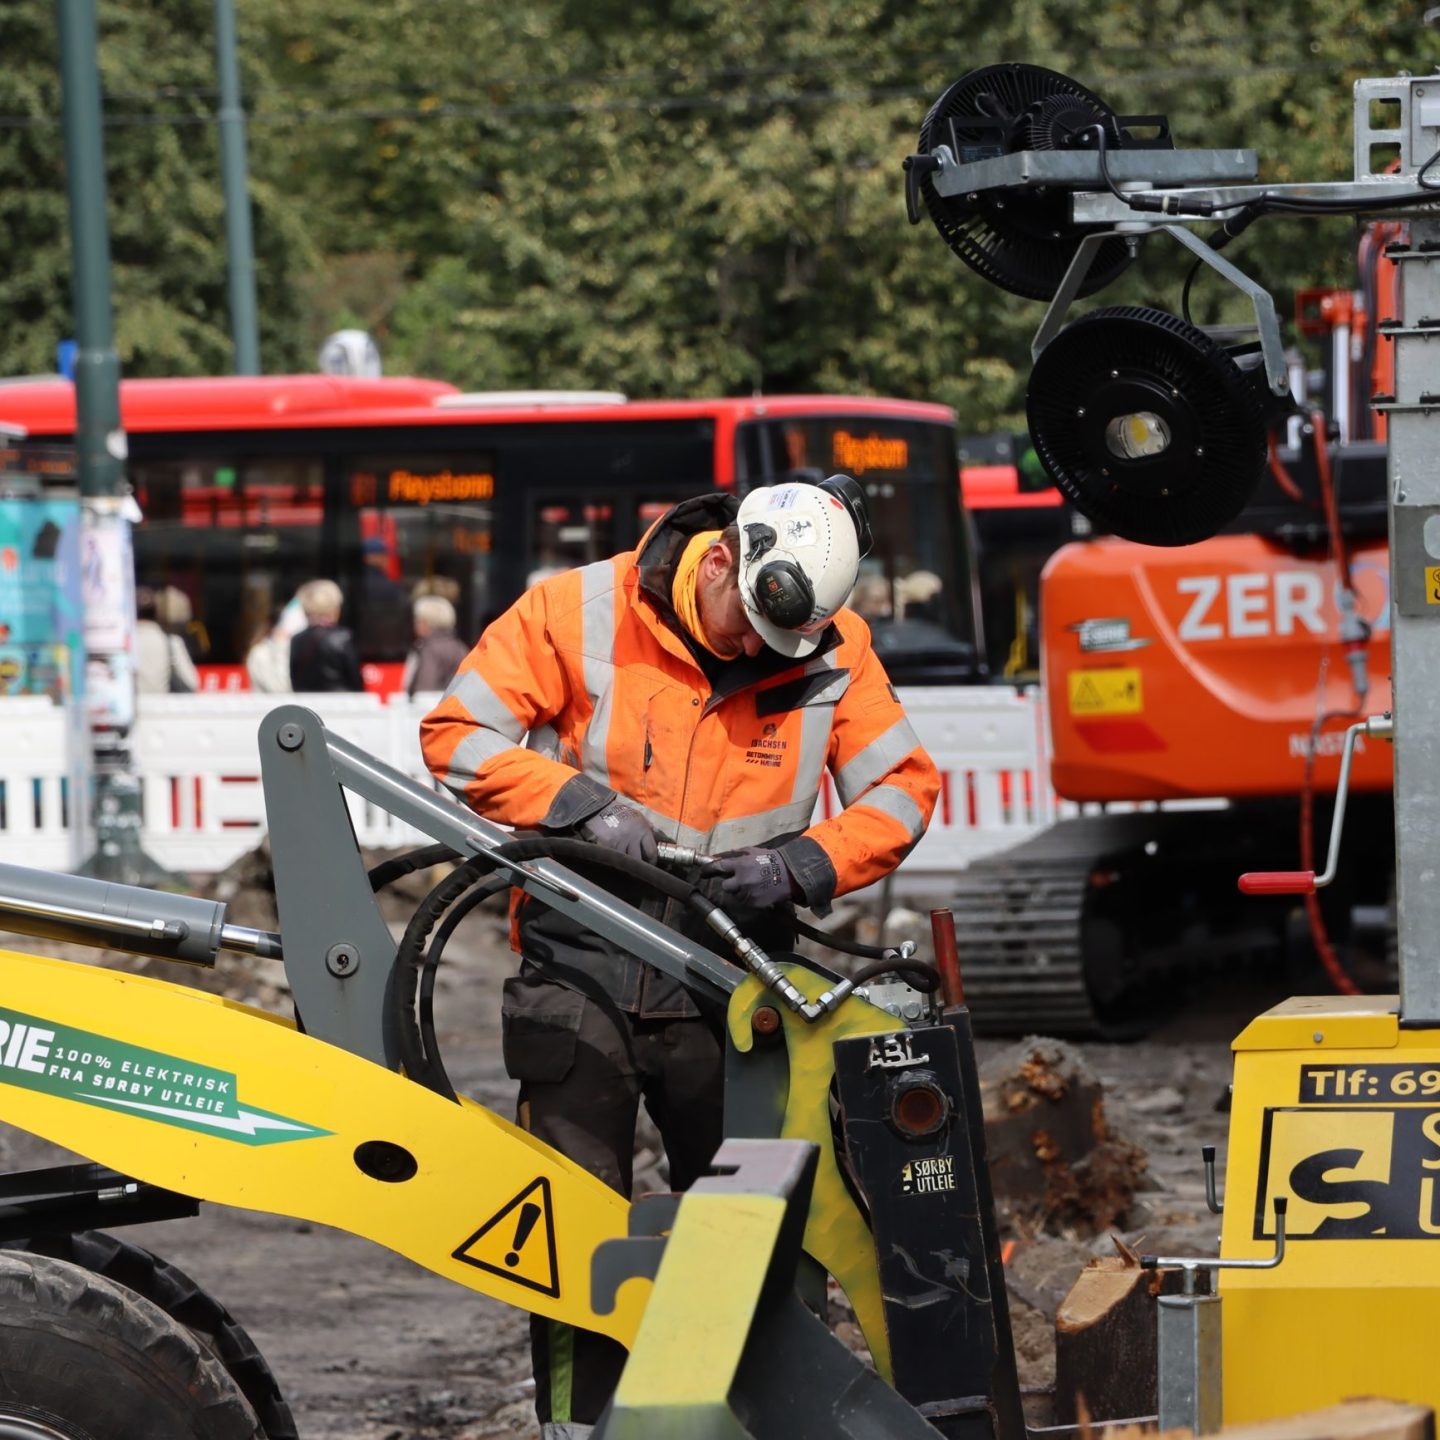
[702,847,797,910]
[578,799,659,865]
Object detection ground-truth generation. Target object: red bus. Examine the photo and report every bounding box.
[0,376,983,689]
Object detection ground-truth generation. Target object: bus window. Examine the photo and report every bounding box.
[342,453,495,657]
[130,454,325,665]
[527,498,616,588]
[0,379,974,681]
[735,416,983,682]
[636,499,673,534]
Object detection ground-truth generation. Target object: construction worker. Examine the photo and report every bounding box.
[420,477,940,1438]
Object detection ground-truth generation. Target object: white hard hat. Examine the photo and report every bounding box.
[734,477,871,658]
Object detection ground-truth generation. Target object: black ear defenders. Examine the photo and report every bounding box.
[743,522,815,630]
[755,560,814,628]
[817,474,874,559]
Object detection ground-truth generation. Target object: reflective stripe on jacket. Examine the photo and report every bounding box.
[420,494,940,1016]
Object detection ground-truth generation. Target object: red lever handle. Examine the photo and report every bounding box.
[1238,870,1316,895]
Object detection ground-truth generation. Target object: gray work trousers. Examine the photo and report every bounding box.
[500,968,725,1427]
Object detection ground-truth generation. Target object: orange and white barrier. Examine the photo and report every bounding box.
[0,685,1060,884]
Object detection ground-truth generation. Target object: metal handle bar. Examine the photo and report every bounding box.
[1202,1144,1223,1215]
[1142,1197,1287,1294]
[1238,713,1393,895]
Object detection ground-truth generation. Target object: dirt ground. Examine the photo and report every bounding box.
[0,860,1292,1440]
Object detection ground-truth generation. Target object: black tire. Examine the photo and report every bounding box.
[5,1232,296,1440]
[0,1249,262,1439]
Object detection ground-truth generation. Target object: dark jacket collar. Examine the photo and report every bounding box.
[635,491,738,609]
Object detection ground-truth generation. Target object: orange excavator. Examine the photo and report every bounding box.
[942,156,1403,1035]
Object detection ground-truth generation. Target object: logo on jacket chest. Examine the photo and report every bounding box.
[744,721,789,769]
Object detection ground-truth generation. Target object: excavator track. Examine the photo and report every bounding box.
[945,810,1290,1039]
[949,855,1099,1036]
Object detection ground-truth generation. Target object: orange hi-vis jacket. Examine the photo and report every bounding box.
[420,493,940,1018]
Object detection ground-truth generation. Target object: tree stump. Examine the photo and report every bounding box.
[980,1037,1147,1234]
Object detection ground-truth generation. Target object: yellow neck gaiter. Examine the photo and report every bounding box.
[672,529,733,657]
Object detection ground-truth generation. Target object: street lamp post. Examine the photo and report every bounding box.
[214,0,260,375]
[55,0,172,885]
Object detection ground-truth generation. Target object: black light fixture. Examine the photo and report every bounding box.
[1025,306,1275,546]
[911,62,1171,302]
[910,64,1297,546]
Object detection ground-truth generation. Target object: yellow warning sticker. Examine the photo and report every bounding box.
[1426,567,1440,604]
[1067,667,1142,716]
[453,1176,560,1296]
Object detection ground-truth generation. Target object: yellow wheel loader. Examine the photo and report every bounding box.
[0,705,1023,1440]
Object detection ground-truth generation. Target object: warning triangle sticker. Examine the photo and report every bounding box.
[453,1176,560,1298]
[1073,677,1104,711]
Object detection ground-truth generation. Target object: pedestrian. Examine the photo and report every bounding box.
[420,477,940,1438]
[134,585,199,694]
[287,579,365,693]
[401,593,469,698]
[355,534,413,660]
[245,618,288,694]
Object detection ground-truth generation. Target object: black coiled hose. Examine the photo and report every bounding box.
[389,856,493,1100]
[368,837,942,1100]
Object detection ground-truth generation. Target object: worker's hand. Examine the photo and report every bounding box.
[702,847,797,909]
[578,800,659,865]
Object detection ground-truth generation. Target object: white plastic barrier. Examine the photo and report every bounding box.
[128,693,444,873]
[862,685,1055,896]
[0,697,79,871]
[0,685,1060,880]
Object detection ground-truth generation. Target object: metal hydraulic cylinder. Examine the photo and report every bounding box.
[0,861,224,966]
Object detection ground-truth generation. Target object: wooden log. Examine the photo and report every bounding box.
[1053,1254,1198,1425]
[1101,1397,1433,1440]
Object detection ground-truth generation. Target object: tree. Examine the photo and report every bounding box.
[0,1,312,378]
[1,0,1430,420]
[275,0,1429,430]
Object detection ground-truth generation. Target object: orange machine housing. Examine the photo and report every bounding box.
[1042,535,1393,803]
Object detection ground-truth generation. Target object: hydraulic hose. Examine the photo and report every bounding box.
[392,857,495,1099]
[791,914,904,962]
[848,957,942,994]
[367,843,462,893]
[379,833,943,1096]
[418,873,511,1100]
[493,836,700,904]
[384,837,729,1100]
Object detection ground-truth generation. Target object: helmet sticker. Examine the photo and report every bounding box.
[780,516,817,548]
[760,487,800,510]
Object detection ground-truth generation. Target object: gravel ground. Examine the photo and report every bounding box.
[0,867,1295,1439]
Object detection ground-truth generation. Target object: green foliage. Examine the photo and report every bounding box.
[4,0,1438,431]
[0,2,313,377]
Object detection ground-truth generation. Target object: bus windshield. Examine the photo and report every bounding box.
[737,414,982,683]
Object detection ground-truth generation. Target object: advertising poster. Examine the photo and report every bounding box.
[78,503,136,730]
[80,506,135,654]
[0,497,83,704]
